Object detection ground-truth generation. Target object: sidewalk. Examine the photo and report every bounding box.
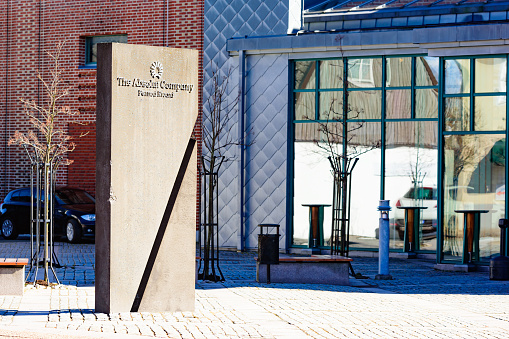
[1,239,509,338]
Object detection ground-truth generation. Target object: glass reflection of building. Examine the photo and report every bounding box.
[209,0,509,266]
[292,55,506,262]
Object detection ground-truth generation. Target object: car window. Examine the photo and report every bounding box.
[404,187,436,200]
[56,189,95,205]
[10,190,21,202]
[18,189,31,203]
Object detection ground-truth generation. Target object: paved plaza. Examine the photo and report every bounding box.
[1,237,509,338]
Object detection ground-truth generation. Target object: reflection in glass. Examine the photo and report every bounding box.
[415,88,438,118]
[320,91,343,120]
[386,57,411,87]
[293,123,339,247]
[445,59,470,94]
[294,92,315,120]
[348,122,382,249]
[320,60,343,89]
[386,89,411,119]
[385,121,438,251]
[416,56,439,86]
[443,134,505,262]
[294,61,316,89]
[347,58,382,88]
[293,122,381,249]
[475,58,506,93]
[474,96,506,131]
[445,97,470,131]
[347,90,382,120]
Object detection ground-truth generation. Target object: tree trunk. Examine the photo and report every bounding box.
[43,163,50,283]
[203,157,216,280]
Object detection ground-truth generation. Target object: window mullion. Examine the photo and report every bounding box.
[470,58,475,131]
[411,57,416,119]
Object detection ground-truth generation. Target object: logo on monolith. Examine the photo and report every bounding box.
[150,61,163,79]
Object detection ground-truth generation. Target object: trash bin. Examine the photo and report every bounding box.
[258,224,280,265]
[490,218,509,280]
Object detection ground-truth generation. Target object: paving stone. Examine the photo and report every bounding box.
[2,240,509,338]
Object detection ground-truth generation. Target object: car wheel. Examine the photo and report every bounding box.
[1,217,19,240]
[66,219,82,243]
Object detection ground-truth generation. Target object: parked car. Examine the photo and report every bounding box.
[393,186,438,240]
[0,187,95,243]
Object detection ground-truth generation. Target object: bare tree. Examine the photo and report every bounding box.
[9,41,84,284]
[200,65,248,281]
[312,96,380,257]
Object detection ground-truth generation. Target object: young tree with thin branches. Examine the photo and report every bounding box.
[8,41,84,283]
[200,65,247,281]
[313,96,380,257]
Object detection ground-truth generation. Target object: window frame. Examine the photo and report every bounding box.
[84,35,128,67]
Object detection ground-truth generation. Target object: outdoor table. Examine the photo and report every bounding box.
[302,204,331,251]
[396,206,427,254]
[455,209,489,264]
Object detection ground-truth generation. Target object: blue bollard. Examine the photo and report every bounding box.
[376,200,393,280]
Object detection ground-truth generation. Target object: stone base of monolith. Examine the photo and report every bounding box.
[95,43,198,313]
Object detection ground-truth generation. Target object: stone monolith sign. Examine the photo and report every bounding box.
[96,43,198,313]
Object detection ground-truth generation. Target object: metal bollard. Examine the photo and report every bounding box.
[376,200,393,280]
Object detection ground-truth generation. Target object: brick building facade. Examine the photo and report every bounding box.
[0,1,203,216]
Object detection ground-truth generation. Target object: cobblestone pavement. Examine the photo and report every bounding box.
[1,238,509,338]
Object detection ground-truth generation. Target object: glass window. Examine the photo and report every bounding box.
[56,189,95,205]
[294,92,315,120]
[445,59,470,94]
[443,134,505,262]
[292,55,444,253]
[415,88,438,118]
[10,190,21,202]
[320,60,343,89]
[319,92,343,120]
[295,61,316,90]
[348,122,382,249]
[386,89,411,119]
[85,35,127,66]
[416,57,439,86]
[293,121,381,249]
[386,57,412,87]
[347,58,382,88]
[18,189,31,203]
[475,58,506,93]
[445,97,470,132]
[347,90,382,120]
[385,121,438,251]
[293,123,335,247]
[474,96,506,131]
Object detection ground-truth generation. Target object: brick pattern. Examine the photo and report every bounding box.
[68,123,96,196]
[0,0,203,227]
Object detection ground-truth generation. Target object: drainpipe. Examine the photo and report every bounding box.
[166,0,169,46]
[301,0,305,31]
[238,50,246,251]
[4,0,10,196]
[38,0,42,107]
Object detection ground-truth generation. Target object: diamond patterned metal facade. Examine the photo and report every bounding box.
[204,1,291,249]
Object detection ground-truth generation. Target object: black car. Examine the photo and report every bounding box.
[0,187,95,243]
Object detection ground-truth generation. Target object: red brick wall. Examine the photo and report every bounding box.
[68,122,96,196]
[0,0,203,225]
